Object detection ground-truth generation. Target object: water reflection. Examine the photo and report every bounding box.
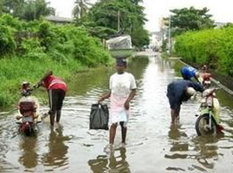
[193,136,219,170]
[166,125,189,160]
[19,136,38,169]
[168,124,188,140]
[42,127,70,169]
[129,56,149,80]
[88,148,130,173]
[69,67,111,95]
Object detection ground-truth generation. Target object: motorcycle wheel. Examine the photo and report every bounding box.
[195,113,217,136]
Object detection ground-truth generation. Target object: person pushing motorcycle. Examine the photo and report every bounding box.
[36,71,67,127]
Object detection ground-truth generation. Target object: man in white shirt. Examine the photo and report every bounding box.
[98,58,136,149]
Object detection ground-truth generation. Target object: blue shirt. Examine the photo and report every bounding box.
[167,80,204,105]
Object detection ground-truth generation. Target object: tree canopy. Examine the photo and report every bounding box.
[169,7,215,35]
[0,0,55,21]
[73,0,92,19]
[76,0,149,48]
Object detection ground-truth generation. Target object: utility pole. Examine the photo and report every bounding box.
[117,10,121,32]
[168,15,171,56]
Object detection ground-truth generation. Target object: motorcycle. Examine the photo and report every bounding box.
[195,87,223,136]
[15,82,41,136]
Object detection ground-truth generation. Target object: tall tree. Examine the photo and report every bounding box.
[21,0,55,21]
[79,0,149,47]
[84,0,146,32]
[73,0,92,19]
[1,0,25,16]
[0,0,5,14]
[169,7,215,35]
[0,0,55,20]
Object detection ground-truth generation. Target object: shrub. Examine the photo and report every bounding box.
[174,27,233,77]
[0,25,16,56]
[0,14,112,106]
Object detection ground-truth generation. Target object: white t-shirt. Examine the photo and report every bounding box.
[109,72,136,125]
[109,72,136,98]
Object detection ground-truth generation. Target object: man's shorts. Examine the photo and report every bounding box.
[167,94,181,110]
[167,84,181,110]
[48,89,65,112]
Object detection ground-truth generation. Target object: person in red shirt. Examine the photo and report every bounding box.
[37,71,67,126]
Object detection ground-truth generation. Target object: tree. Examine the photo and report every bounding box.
[130,0,142,5]
[73,0,92,19]
[0,0,5,14]
[131,24,149,47]
[169,7,215,35]
[1,0,25,16]
[0,0,55,21]
[80,0,149,48]
[21,0,55,21]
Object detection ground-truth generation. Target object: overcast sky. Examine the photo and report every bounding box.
[48,0,233,32]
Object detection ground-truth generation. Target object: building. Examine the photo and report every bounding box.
[45,16,72,24]
[149,31,163,51]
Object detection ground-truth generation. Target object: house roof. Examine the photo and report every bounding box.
[45,16,73,23]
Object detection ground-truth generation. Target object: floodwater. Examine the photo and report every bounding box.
[0,52,233,173]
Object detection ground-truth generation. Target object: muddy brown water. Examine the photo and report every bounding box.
[0,53,233,173]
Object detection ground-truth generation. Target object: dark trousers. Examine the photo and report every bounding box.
[48,89,65,113]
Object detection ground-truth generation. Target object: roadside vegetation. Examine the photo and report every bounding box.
[0,0,150,107]
[174,26,233,77]
[161,6,233,84]
[0,14,111,106]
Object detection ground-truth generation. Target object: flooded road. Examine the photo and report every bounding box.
[1,53,233,172]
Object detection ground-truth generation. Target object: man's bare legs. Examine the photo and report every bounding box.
[109,123,117,144]
[171,107,180,124]
[120,122,127,144]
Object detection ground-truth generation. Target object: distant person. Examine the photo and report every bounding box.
[201,65,208,73]
[199,65,211,88]
[180,66,200,82]
[98,58,136,150]
[167,80,204,124]
[37,71,67,126]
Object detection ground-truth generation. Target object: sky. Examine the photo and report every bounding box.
[48,0,233,32]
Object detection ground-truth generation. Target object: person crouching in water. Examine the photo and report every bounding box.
[98,58,136,149]
[167,80,204,124]
[37,71,67,126]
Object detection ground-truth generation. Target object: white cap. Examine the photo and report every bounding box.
[186,87,196,96]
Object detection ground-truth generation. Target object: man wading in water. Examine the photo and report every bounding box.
[167,80,204,124]
[37,71,67,127]
[98,58,136,152]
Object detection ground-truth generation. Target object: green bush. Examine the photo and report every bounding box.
[0,25,16,56]
[0,14,112,107]
[21,38,45,54]
[0,14,22,30]
[174,27,233,76]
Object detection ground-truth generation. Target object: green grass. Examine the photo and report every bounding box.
[0,15,113,108]
[0,56,87,107]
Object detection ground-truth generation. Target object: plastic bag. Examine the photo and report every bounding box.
[106,35,132,50]
[90,104,109,130]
